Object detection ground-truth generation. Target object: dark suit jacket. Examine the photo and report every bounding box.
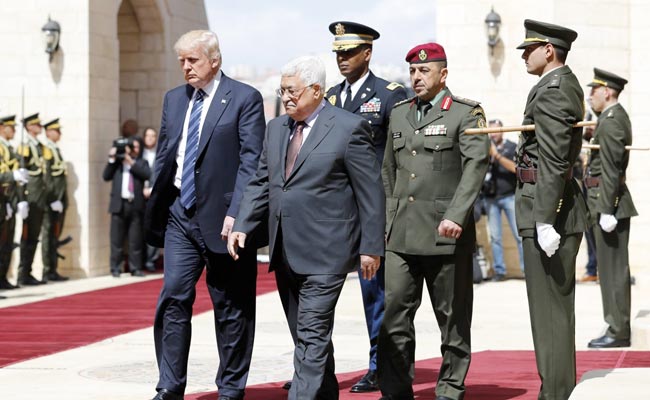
[326,71,407,160]
[234,102,385,275]
[144,73,266,253]
[102,158,151,213]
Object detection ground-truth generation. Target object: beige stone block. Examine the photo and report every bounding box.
[137,89,163,109]
[118,14,140,34]
[137,107,154,127]
[120,71,149,89]
[139,33,164,52]
[147,71,167,89]
[120,90,138,120]
[119,33,140,52]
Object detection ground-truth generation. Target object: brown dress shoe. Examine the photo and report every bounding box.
[579,274,598,283]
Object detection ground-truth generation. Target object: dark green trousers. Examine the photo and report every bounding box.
[523,233,582,400]
[41,208,66,278]
[378,249,473,400]
[594,217,631,340]
[0,216,16,280]
[18,204,44,280]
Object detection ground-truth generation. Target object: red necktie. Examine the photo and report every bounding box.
[285,122,305,178]
[128,173,134,195]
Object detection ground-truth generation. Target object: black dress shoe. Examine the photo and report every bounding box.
[350,370,379,393]
[0,278,17,290]
[588,334,630,348]
[19,275,45,286]
[282,381,291,390]
[131,270,145,277]
[436,396,454,400]
[151,388,183,400]
[47,272,69,282]
[112,271,121,277]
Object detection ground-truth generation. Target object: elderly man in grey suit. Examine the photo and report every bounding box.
[228,56,385,400]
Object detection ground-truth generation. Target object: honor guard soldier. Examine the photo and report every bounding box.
[17,113,48,286]
[378,43,489,400]
[41,118,69,282]
[325,20,407,394]
[515,20,589,400]
[584,69,637,348]
[0,115,28,290]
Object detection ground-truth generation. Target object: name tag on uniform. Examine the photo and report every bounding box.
[393,132,402,139]
[424,125,447,136]
[360,97,381,113]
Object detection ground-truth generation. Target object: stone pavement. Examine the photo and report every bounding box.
[0,260,649,400]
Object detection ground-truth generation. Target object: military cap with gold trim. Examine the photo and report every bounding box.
[405,43,447,64]
[587,68,628,92]
[21,112,41,126]
[516,19,578,50]
[329,21,379,52]
[43,118,61,130]
[0,115,17,126]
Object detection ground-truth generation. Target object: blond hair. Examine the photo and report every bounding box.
[174,30,221,62]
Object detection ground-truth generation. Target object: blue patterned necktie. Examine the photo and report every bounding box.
[180,89,205,209]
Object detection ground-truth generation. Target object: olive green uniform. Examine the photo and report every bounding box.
[515,65,589,400]
[585,103,637,341]
[378,89,489,400]
[17,135,48,283]
[41,138,68,280]
[0,137,20,284]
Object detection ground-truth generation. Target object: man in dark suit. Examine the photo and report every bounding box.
[584,68,637,348]
[515,20,589,400]
[325,22,407,393]
[103,136,150,277]
[228,55,385,400]
[144,30,265,400]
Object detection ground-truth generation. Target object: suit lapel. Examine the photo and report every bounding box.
[168,85,194,155]
[279,117,292,183]
[197,74,232,158]
[347,72,377,113]
[286,105,334,181]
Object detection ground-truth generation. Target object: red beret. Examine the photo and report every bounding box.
[405,43,447,64]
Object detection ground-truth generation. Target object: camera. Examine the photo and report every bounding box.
[113,137,131,159]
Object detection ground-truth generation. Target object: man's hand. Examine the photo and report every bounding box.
[221,216,235,241]
[143,187,152,199]
[360,255,380,280]
[13,168,29,185]
[50,200,63,213]
[438,219,463,240]
[17,201,29,220]
[599,214,617,233]
[536,222,560,258]
[108,147,117,163]
[5,203,12,220]
[227,231,247,260]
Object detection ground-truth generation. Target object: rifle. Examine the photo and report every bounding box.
[465,121,596,135]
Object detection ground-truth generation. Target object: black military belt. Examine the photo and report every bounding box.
[583,175,626,189]
[516,167,573,184]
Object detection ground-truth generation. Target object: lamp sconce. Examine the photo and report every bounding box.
[485,7,501,55]
[42,16,61,62]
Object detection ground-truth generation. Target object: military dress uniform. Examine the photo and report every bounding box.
[0,115,21,290]
[378,43,489,400]
[17,113,49,286]
[514,20,589,400]
[584,69,637,347]
[326,22,407,389]
[41,119,68,282]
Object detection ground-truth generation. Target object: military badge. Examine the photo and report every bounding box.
[360,97,381,113]
[424,125,447,136]
[477,118,486,128]
[392,132,402,139]
[441,96,452,111]
[335,23,345,35]
[328,95,337,105]
[418,49,427,61]
[386,82,402,91]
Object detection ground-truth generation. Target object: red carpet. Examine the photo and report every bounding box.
[0,263,276,367]
[186,350,650,400]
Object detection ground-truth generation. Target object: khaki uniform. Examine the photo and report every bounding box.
[379,88,489,399]
[515,65,589,400]
[585,103,637,340]
[41,139,68,280]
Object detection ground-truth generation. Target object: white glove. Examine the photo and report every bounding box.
[12,168,29,184]
[5,203,12,220]
[17,201,29,219]
[599,214,617,233]
[536,222,561,258]
[50,200,64,213]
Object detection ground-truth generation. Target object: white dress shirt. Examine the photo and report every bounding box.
[340,71,370,106]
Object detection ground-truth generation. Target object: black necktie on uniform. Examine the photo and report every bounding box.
[419,102,433,121]
[343,85,353,110]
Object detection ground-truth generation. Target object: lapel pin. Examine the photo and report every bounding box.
[221,99,227,104]
[361,93,367,99]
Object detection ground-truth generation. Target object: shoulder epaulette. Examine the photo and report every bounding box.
[393,96,416,108]
[606,109,615,118]
[386,82,403,91]
[17,144,29,158]
[43,146,53,161]
[452,95,480,107]
[548,75,562,88]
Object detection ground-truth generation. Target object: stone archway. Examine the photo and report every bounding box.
[117,0,165,131]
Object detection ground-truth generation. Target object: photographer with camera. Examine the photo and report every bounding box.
[484,119,524,281]
[103,135,150,277]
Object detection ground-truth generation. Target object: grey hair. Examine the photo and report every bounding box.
[280,56,326,89]
[174,30,222,62]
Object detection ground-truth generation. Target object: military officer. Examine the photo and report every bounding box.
[378,43,489,400]
[326,20,407,394]
[515,20,589,400]
[584,68,637,348]
[17,113,49,286]
[41,118,69,282]
[0,115,28,290]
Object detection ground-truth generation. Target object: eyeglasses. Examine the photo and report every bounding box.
[276,84,313,99]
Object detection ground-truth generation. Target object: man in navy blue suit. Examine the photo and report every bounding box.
[144,30,266,400]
